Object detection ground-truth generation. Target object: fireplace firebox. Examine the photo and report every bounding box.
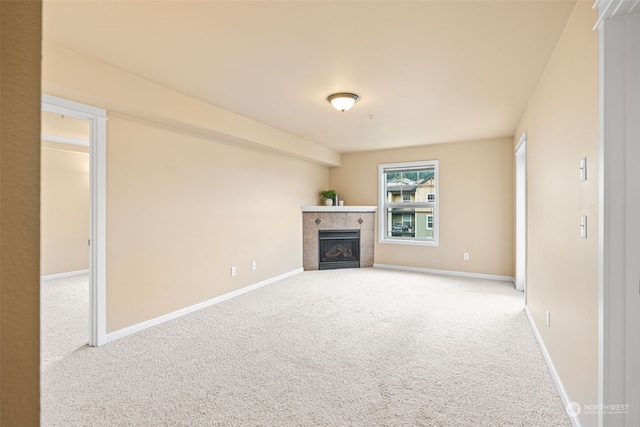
[318,229,360,270]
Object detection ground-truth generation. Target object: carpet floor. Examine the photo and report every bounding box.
[41,274,89,369]
[41,268,571,426]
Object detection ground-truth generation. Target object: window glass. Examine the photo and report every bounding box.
[379,161,438,245]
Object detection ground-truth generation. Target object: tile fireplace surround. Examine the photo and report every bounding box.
[301,206,377,271]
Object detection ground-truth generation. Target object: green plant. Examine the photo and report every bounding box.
[319,190,337,200]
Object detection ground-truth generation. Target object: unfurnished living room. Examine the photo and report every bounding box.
[0,1,638,426]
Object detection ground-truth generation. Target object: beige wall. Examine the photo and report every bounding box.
[330,137,514,277]
[42,111,90,141]
[0,0,42,424]
[106,114,327,332]
[514,2,598,426]
[41,144,90,276]
[42,42,331,333]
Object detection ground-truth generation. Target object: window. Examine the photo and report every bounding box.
[379,160,438,246]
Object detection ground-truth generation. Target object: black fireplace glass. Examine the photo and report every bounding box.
[318,229,360,270]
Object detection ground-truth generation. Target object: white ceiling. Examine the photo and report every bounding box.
[43,0,577,153]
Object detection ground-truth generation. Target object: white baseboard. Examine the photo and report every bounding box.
[525,307,581,427]
[373,263,516,284]
[106,268,304,344]
[41,269,89,281]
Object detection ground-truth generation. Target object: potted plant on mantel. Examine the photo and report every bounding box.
[319,190,338,206]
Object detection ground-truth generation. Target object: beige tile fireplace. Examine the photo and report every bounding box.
[301,206,377,270]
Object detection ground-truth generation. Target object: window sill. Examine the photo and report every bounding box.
[379,238,439,247]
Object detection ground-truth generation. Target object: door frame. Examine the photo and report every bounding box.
[42,94,107,347]
[515,132,527,294]
[595,2,640,425]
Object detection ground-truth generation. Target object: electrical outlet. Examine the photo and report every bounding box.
[546,310,551,327]
[230,266,237,277]
[251,261,257,271]
[463,253,469,261]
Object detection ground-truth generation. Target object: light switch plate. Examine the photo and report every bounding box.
[580,215,587,238]
[580,157,587,181]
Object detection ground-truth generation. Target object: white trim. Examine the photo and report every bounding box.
[378,237,439,247]
[515,133,527,293]
[40,269,89,281]
[593,0,640,29]
[373,263,515,284]
[106,268,303,344]
[42,94,108,347]
[90,104,108,347]
[624,15,640,427]
[42,94,107,118]
[41,133,90,147]
[515,131,527,154]
[597,14,607,426]
[525,307,581,427]
[594,0,617,29]
[596,7,640,426]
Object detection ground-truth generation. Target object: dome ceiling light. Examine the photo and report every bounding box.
[327,92,360,112]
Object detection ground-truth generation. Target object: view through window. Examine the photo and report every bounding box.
[378,160,438,245]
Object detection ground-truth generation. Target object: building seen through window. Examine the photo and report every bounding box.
[379,161,438,245]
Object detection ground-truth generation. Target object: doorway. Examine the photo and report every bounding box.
[41,95,107,347]
[40,111,91,365]
[515,133,527,294]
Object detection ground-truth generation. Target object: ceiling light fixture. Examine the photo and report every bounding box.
[327,92,360,112]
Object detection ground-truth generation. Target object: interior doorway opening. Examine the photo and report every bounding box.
[41,95,107,347]
[40,111,91,365]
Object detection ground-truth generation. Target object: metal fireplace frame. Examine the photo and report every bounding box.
[318,229,360,270]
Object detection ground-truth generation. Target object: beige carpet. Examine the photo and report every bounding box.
[41,268,571,426]
[41,274,89,369]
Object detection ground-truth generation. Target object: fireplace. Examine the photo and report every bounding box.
[301,206,376,271]
[318,229,360,270]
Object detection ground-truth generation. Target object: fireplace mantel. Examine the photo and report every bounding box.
[301,206,377,271]
[300,206,378,213]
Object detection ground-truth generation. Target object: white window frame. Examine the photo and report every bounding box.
[378,160,439,246]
